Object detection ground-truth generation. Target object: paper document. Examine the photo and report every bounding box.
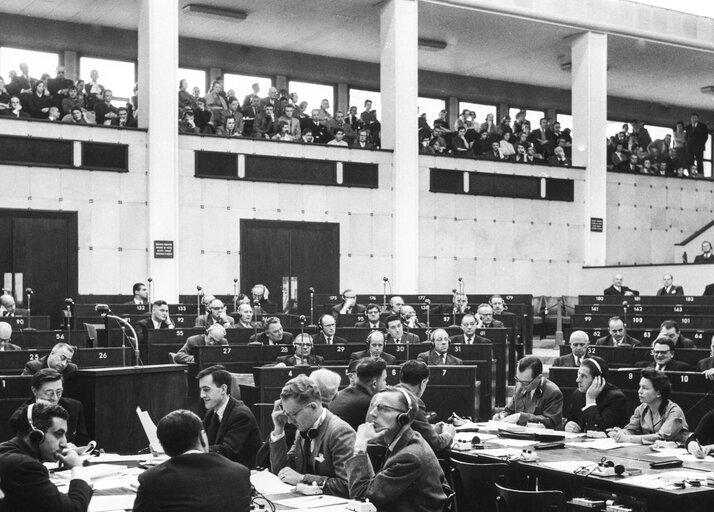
[136,407,164,455]
[565,438,637,450]
[273,495,348,509]
[55,464,128,480]
[250,469,294,495]
[541,460,598,472]
[89,494,137,512]
[477,448,523,458]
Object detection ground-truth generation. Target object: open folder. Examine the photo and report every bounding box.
[136,407,165,455]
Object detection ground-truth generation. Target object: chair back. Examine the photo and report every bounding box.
[495,482,566,512]
[450,458,510,512]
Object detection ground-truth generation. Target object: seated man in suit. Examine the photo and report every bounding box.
[0,402,93,512]
[494,355,563,429]
[0,321,21,350]
[385,315,420,344]
[396,360,456,456]
[563,356,628,433]
[417,329,463,366]
[697,335,714,380]
[331,358,388,431]
[553,330,590,367]
[309,369,342,407]
[603,273,638,296]
[313,314,347,345]
[270,375,356,497]
[450,292,472,315]
[0,294,29,317]
[596,316,641,346]
[659,320,695,348]
[123,282,149,305]
[173,324,228,364]
[22,343,78,376]
[381,296,405,321]
[346,387,449,512]
[10,369,90,446]
[350,330,396,364]
[195,298,235,329]
[135,300,174,344]
[132,409,252,512]
[249,317,294,345]
[401,305,426,329]
[636,337,693,372]
[656,273,684,296]
[694,240,714,264]
[450,313,490,344]
[354,303,386,330]
[197,365,261,469]
[331,289,366,319]
[274,333,324,367]
[476,303,504,328]
[233,302,263,330]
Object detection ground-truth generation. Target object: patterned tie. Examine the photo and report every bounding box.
[301,433,313,474]
[206,412,220,443]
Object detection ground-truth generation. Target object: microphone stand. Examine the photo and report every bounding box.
[308,288,316,328]
[101,312,140,365]
[299,316,306,336]
[622,301,628,327]
[253,309,259,344]
[425,299,431,328]
[65,300,73,346]
[382,279,388,312]
[196,286,203,319]
[25,289,33,331]
[232,278,239,313]
[147,278,153,305]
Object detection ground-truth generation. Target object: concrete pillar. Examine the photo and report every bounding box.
[498,103,509,123]
[63,51,79,81]
[337,83,349,115]
[138,0,179,301]
[275,75,288,92]
[380,0,419,292]
[209,67,222,85]
[571,31,608,266]
[448,96,459,129]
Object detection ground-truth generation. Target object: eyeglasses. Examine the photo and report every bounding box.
[514,376,533,385]
[38,389,63,399]
[651,350,671,355]
[284,403,311,420]
[294,343,313,347]
[371,403,407,414]
[209,306,225,310]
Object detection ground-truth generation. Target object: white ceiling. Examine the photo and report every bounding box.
[2,0,713,110]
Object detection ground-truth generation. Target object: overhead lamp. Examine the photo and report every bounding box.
[418,38,448,51]
[701,86,714,96]
[182,4,248,21]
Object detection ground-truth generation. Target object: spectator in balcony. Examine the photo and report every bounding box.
[84,69,104,111]
[346,105,362,132]
[2,96,29,119]
[611,142,628,167]
[419,135,436,155]
[360,99,380,147]
[433,109,449,132]
[242,82,260,108]
[451,126,471,156]
[306,109,330,144]
[671,121,687,165]
[261,86,279,112]
[47,66,73,108]
[551,121,569,147]
[179,108,200,134]
[327,128,348,146]
[630,120,652,149]
[481,141,505,161]
[480,112,499,139]
[453,109,471,132]
[515,131,532,151]
[686,113,708,175]
[648,134,671,161]
[94,89,118,125]
[4,70,22,96]
[288,92,300,112]
[242,95,261,134]
[513,144,529,163]
[274,89,289,118]
[178,79,196,115]
[614,153,639,173]
[278,105,301,141]
[331,110,355,144]
[352,129,373,149]
[272,121,295,141]
[217,116,242,138]
[640,157,654,174]
[60,86,83,116]
[609,131,627,153]
[225,98,244,133]
[471,130,491,157]
[529,118,551,157]
[27,81,52,119]
[317,99,333,123]
[253,104,276,139]
[0,77,10,110]
[497,115,513,139]
[662,148,682,176]
[204,81,228,119]
[109,106,136,128]
[694,241,714,264]
[499,131,516,158]
[301,128,314,144]
[548,146,571,167]
[62,106,89,124]
[46,106,61,122]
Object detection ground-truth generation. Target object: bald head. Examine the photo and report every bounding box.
[569,330,589,358]
[0,295,15,313]
[0,322,12,341]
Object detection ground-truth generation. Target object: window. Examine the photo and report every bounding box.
[460,102,497,126]
[419,97,446,128]
[349,88,381,120]
[607,120,628,138]
[223,73,272,104]
[510,108,547,127]
[289,80,335,117]
[645,124,672,143]
[178,68,206,97]
[0,47,59,84]
[80,56,135,107]
[556,114,572,130]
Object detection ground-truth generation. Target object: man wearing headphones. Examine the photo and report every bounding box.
[274,333,325,367]
[354,303,386,330]
[346,387,449,512]
[563,356,628,433]
[330,358,388,430]
[0,402,92,512]
[417,329,463,366]
[173,324,228,364]
[331,289,366,318]
[270,375,355,498]
[132,409,252,512]
[313,314,347,345]
[385,315,420,344]
[249,317,294,345]
[195,298,235,329]
[22,342,78,376]
[350,330,396,364]
[234,303,263,330]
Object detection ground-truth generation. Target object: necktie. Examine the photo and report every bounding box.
[466,337,472,344]
[301,434,313,474]
[575,357,580,366]
[326,336,332,345]
[371,324,377,329]
[206,413,220,443]
[442,355,447,365]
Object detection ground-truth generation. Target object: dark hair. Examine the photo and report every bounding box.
[608,316,623,324]
[660,320,679,333]
[399,360,430,386]
[263,317,281,331]
[156,409,204,457]
[652,336,675,352]
[31,368,62,390]
[641,368,672,401]
[16,402,68,436]
[356,358,387,381]
[385,315,402,326]
[132,282,145,294]
[152,299,167,308]
[517,355,543,377]
[581,356,608,378]
[365,303,380,313]
[196,364,232,393]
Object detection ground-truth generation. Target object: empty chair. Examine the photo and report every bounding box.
[495,482,566,512]
[450,457,510,512]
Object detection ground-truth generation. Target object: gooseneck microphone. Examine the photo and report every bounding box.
[147,277,153,305]
[196,285,203,318]
[308,287,316,328]
[232,278,239,312]
[25,288,34,330]
[382,277,389,311]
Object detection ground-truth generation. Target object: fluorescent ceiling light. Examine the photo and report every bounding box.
[183,4,248,21]
[418,38,448,51]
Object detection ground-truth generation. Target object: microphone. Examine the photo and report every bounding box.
[233,278,238,283]
[457,277,463,282]
[64,298,74,306]
[383,277,389,282]
[424,299,431,305]
[25,288,34,296]
[95,304,111,314]
[196,285,203,293]
[299,315,306,324]
[452,288,457,294]
[147,277,153,304]
[622,301,628,306]
[309,287,315,293]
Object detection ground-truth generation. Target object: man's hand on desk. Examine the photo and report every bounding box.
[564,421,582,434]
[277,467,304,485]
[436,422,456,440]
[500,413,521,424]
[687,440,713,459]
[703,368,714,381]
[607,428,634,444]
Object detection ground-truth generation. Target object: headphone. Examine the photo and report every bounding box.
[299,406,324,441]
[27,403,45,443]
[394,387,418,426]
[598,457,625,476]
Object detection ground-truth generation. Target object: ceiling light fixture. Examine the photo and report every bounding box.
[700,85,714,96]
[182,4,248,21]
[418,38,448,51]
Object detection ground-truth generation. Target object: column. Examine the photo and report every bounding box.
[336,83,349,115]
[138,0,180,301]
[571,31,607,266]
[63,51,79,81]
[380,0,419,293]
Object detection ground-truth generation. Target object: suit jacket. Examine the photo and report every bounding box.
[203,397,262,469]
[21,355,78,376]
[565,383,629,432]
[450,333,491,344]
[132,452,251,512]
[673,334,696,349]
[386,332,420,344]
[330,384,374,431]
[346,428,447,512]
[174,334,229,363]
[135,317,172,344]
[636,359,694,372]
[603,285,638,296]
[312,333,348,345]
[697,357,714,371]
[552,353,591,368]
[0,436,93,512]
[11,397,90,446]
[270,410,355,497]
[395,384,452,455]
[480,320,505,328]
[504,376,563,429]
[1,307,29,317]
[417,349,463,366]
[331,302,367,317]
[657,285,684,296]
[274,354,324,366]
[194,314,235,329]
[0,342,22,351]
[686,122,709,149]
[694,254,714,264]
[249,331,294,345]
[596,334,641,346]
[354,320,386,330]
[349,350,396,365]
